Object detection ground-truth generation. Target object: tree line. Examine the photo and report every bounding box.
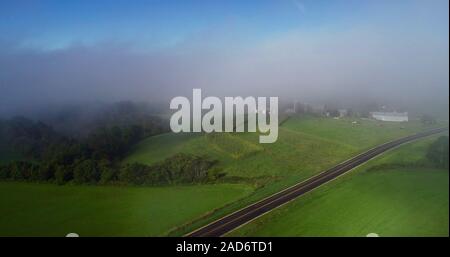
[0,153,222,185]
[0,117,223,186]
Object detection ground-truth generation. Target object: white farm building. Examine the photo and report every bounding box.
[370,112,408,122]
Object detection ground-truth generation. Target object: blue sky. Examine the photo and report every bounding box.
[0,0,422,50]
[0,0,448,115]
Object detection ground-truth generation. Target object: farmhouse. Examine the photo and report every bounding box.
[370,112,408,122]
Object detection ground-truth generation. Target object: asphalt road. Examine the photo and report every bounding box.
[186,127,448,237]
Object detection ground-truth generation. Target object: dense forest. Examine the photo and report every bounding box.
[0,102,223,186]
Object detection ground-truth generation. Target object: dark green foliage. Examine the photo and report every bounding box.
[119,163,151,185]
[87,125,143,160]
[10,161,30,180]
[426,136,449,169]
[98,160,117,184]
[207,166,227,181]
[73,160,100,184]
[55,165,73,185]
[118,154,219,186]
[158,153,218,184]
[0,165,9,179]
[0,115,220,186]
[0,153,220,186]
[45,141,90,165]
[0,115,166,163]
[99,168,118,184]
[37,163,55,181]
[1,117,66,159]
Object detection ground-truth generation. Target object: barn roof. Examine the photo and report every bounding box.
[370,112,408,117]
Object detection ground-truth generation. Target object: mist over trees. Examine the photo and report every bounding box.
[0,102,221,186]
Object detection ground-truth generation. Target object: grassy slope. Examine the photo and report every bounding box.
[229,135,449,236]
[123,116,440,235]
[0,182,253,236]
[124,117,430,179]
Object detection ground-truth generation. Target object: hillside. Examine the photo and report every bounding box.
[229,134,449,236]
[123,116,440,235]
[124,116,432,182]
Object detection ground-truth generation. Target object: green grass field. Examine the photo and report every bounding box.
[124,117,432,180]
[0,116,444,236]
[229,135,449,237]
[123,116,442,235]
[0,182,252,236]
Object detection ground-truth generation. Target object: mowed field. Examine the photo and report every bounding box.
[229,135,449,237]
[0,183,252,236]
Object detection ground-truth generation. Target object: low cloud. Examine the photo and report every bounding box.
[0,4,448,117]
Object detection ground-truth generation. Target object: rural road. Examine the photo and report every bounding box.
[186,127,448,237]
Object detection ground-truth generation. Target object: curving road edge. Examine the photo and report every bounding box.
[186,127,448,237]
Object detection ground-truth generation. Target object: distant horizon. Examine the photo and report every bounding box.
[1,0,448,118]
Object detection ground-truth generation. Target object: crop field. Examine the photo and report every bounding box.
[0,182,253,236]
[229,135,449,237]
